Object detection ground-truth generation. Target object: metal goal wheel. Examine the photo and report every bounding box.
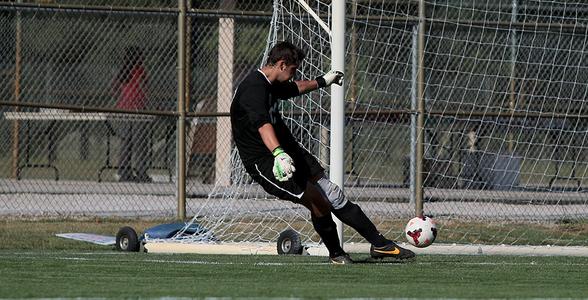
[277,229,303,255]
[116,226,140,252]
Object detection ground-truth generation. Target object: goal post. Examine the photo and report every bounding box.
[330,0,346,248]
[145,0,588,257]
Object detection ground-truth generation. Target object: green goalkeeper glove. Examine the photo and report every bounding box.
[272,146,296,182]
[315,70,344,88]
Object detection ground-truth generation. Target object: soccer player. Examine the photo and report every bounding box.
[230,41,415,264]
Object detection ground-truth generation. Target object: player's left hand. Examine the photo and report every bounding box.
[272,147,296,181]
[316,70,344,87]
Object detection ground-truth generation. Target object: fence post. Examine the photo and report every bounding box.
[216,0,235,187]
[11,0,23,179]
[508,0,518,153]
[176,0,187,220]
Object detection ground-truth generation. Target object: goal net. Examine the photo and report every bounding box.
[148,0,588,255]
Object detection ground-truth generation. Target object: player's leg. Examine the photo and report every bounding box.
[295,146,390,248]
[315,175,415,260]
[314,175,385,245]
[282,146,352,262]
[297,183,351,264]
[244,157,351,263]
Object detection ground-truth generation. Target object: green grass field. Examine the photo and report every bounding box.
[1,251,587,299]
[1,219,588,299]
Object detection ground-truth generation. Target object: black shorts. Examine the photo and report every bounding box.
[243,145,324,203]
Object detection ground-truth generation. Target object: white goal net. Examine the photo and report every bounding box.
[150,0,588,255]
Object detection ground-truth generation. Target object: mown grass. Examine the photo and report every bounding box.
[0,251,587,299]
[0,218,165,250]
[2,218,587,251]
[0,218,587,298]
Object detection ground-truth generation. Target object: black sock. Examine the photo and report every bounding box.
[333,201,389,247]
[311,214,344,257]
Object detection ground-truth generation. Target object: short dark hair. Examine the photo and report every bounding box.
[266,41,306,66]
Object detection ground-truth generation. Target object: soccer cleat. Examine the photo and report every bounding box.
[329,253,353,265]
[370,242,416,260]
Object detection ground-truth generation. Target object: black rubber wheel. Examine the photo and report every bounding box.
[115,226,140,252]
[277,229,303,255]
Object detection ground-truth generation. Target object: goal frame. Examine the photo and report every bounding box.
[143,0,588,257]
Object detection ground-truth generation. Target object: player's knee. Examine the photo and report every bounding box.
[317,176,348,210]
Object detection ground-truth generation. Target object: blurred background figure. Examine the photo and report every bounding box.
[111,46,152,182]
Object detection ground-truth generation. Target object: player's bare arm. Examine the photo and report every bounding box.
[258,123,280,152]
[294,80,319,94]
[258,123,296,182]
[295,70,344,94]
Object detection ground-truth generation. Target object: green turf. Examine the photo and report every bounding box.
[0,251,587,299]
[1,219,587,298]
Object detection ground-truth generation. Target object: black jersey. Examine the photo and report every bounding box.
[230,70,300,164]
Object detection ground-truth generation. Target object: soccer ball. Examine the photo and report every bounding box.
[405,216,437,248]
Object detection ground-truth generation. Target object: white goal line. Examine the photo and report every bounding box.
[144,242,588,257]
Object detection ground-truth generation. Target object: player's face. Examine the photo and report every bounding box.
[283,64,298,81]
[277,61,298,82]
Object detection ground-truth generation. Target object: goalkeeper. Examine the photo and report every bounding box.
[230,41,415,264]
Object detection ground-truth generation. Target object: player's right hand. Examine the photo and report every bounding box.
[316,70,344,87]
[272,147,296,182]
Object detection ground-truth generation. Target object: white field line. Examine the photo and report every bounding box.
[142,241,588,257]
[0,254,330,266]
[2,253,588,267]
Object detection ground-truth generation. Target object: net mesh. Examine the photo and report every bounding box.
[167,0,588,248]
[1,1,586,249]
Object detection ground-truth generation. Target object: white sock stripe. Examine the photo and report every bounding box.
[255,164,304,199]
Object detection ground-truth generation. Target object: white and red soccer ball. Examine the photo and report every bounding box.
[405,216,437,248]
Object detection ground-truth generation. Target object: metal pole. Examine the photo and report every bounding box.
[176,0,187,220]
[415,0,426,217]
[11,1,22,179]
[508,0,518,154]
[410,25,418,206]
[331,0,345,245]
[185,0,192,112]
[184,0,193,184]
[346,0,358,179]
[350,1,358,104]
[215,0,235,187]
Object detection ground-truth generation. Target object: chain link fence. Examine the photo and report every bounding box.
[0,1,271,217]
[421,1,588,194]
[1,0,587,236]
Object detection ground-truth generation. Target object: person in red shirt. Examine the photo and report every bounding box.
[111,47,152,182]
